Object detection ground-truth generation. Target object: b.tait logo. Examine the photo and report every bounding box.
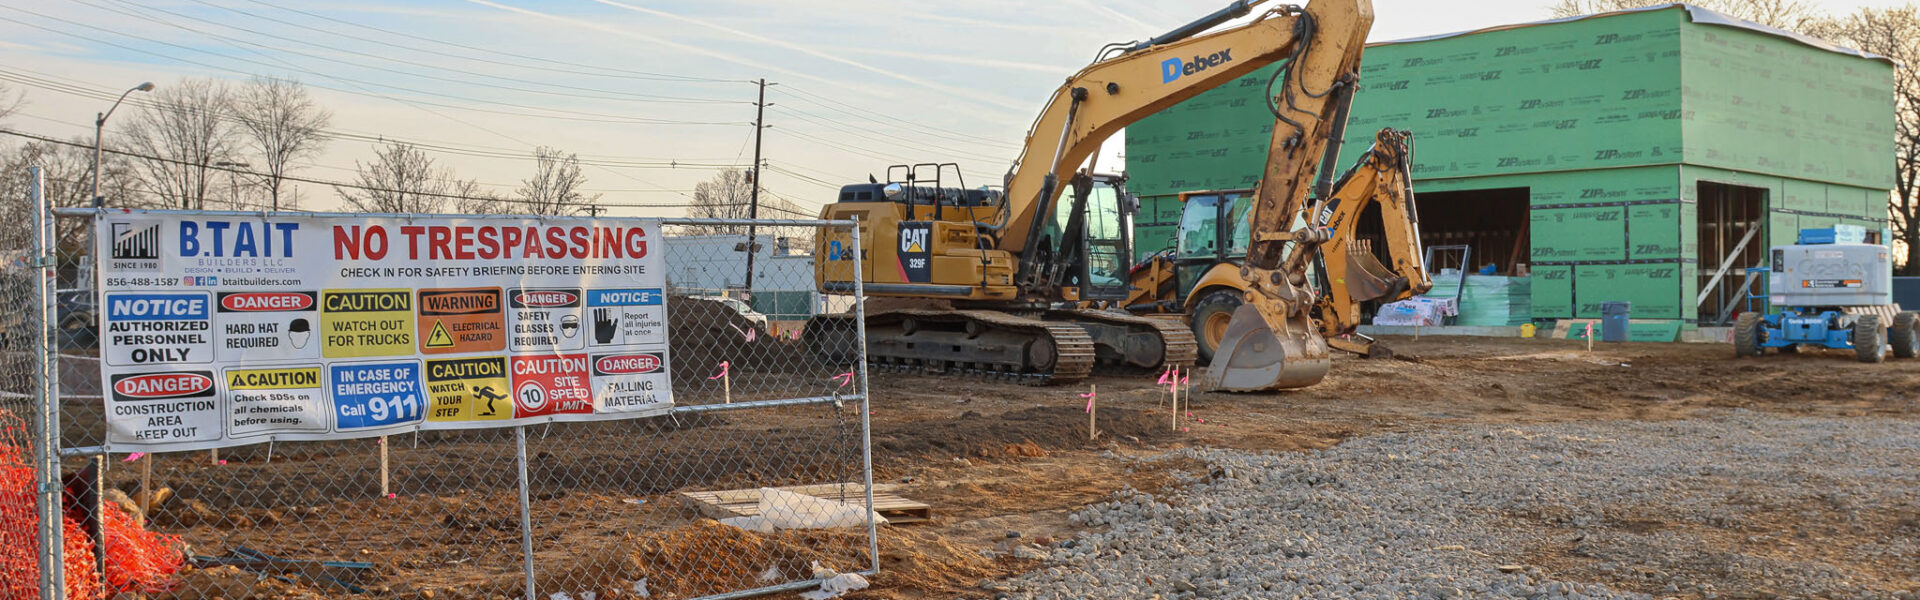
[113,372,215,399]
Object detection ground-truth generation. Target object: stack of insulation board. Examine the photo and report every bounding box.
[1424,275,1532,326]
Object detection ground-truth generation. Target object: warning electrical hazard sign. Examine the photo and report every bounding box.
[320,289,415,358]
[416,287,504,354]
[425,356,511,422]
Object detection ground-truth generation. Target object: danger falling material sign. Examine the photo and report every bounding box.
[94,212,675,452]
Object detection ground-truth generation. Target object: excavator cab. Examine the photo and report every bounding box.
[1045,174,1138,302]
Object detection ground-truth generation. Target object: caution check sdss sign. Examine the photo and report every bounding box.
[96,212,674,452]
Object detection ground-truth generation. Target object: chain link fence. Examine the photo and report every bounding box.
[8,178,877,600]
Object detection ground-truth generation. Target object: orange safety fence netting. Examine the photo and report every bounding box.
[0,412,184,600]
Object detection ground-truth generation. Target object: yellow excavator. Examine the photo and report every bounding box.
[810,0,1374,388]
[1126,128,1432,386]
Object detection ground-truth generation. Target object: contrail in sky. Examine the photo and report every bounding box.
[460,0,839,88]
[579,0,1032,116]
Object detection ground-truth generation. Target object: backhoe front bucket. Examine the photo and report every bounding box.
[1207,304,1331,392]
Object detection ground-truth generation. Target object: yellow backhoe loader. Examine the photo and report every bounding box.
[810,0,1374,387]
[1126,129,1432,384]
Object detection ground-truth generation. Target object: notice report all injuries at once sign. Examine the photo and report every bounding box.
[97,212,674,452]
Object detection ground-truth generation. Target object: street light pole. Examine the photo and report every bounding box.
[216,161,251,210]
[87,82,154,296]
[91,82,155,209]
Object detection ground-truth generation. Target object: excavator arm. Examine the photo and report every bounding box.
[1308,129,1433,357]
[999,0,1376,301]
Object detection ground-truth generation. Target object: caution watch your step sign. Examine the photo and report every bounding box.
[95,212,675,452]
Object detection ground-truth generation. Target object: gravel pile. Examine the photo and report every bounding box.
[1009,411,1920,599]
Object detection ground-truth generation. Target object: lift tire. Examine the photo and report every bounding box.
[1190,289,1244,365]
[1892,312,1920,359]
[1733,312,1763,358]
[1854,314,1888,363]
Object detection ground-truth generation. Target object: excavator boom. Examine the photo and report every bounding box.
[1201,1,1377,391]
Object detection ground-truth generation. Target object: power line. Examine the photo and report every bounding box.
[776,85,1024,150]
[0,9,732,204]
[0,128,745,210]
[235,0,745,84]
[0,67,746,166]
[767,160,860,188]
[755,193,820,219]
[776,127,914,164]
[0,7,744,126]
[88,0,748,107]
[772,104,1012,164]
[764,165,844,191]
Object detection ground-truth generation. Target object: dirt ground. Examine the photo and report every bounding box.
[844,334,1920,599]
[117,334,1920,599]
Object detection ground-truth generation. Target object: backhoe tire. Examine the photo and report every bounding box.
[1190,289,1244,365]
[1733,312,1763,358]
[1891,312,1920,359]
[1854,314,1888,363]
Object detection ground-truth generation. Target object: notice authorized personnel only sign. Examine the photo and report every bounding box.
[96,212,675,451]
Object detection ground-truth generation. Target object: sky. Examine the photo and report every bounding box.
[0,0,1910,217]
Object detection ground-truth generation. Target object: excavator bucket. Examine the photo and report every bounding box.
[1208,304,1332,391]
[1345,240,1408,303]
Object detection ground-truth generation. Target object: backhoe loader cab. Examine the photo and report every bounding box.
[1127,188,1316,362]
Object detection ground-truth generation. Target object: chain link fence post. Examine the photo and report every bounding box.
[852,218,879,576]
[28,165,66,599]
[515,424,536,600]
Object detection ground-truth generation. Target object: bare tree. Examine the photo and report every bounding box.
[0,138,147,250]
[516,146,600,216]
[451,178,510,215]
[1548,0,1821,31]
[0,81,21,123]
[232,76,330,211]
[1823,7,1920,273]
[686,169,754,234]
[337,142,456,213]
[121,77,240,210]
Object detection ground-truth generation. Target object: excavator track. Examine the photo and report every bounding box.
[807,309,1096,386]
[1051,309,1199,376]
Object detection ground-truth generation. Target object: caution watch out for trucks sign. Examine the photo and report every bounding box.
[95,212,674,452]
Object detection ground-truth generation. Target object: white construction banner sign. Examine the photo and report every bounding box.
[95,212,674,452]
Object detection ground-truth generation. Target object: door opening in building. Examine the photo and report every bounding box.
[1697,182,1766,324]
[1357,187,1531,276]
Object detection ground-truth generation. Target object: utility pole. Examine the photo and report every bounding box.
[744,78,773,294]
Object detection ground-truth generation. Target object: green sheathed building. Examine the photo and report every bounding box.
[1124,5,1894,324]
